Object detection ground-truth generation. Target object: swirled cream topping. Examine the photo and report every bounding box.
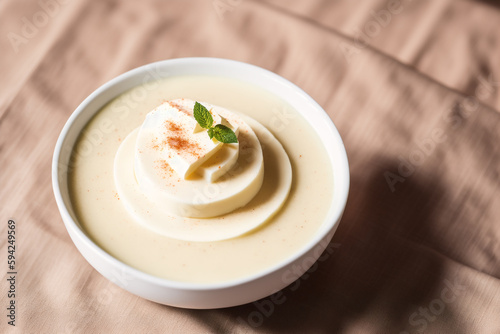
[114,98,292,242]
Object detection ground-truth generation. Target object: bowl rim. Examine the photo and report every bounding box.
[52,57,350,291]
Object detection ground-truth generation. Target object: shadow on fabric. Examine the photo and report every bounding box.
[172,159,450,333]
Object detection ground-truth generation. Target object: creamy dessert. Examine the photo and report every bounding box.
[115,99,292,242]
[69,75,334,283]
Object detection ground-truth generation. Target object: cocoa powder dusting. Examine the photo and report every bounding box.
[167,136,201,157]
[152,139,167,150]
[155,159,174,180]
[164,120,182,132]
[168,101,191,116]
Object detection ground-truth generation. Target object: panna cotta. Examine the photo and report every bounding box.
[114,98,292,241]
[68,75,334,284]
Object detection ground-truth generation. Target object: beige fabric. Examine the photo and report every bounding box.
[1,0,500,333]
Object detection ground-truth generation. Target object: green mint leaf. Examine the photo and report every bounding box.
[193,102,213,129]
[211,124,238,143]
[207,127,215,140]
[191,102,238,144]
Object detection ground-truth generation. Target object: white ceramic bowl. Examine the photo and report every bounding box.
[52,58,349,309]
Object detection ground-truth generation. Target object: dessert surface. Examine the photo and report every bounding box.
[69,75,334,283]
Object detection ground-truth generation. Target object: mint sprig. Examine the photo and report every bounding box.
[193,102,238,144]
[208,124,238,143]
[193,102,214,129]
